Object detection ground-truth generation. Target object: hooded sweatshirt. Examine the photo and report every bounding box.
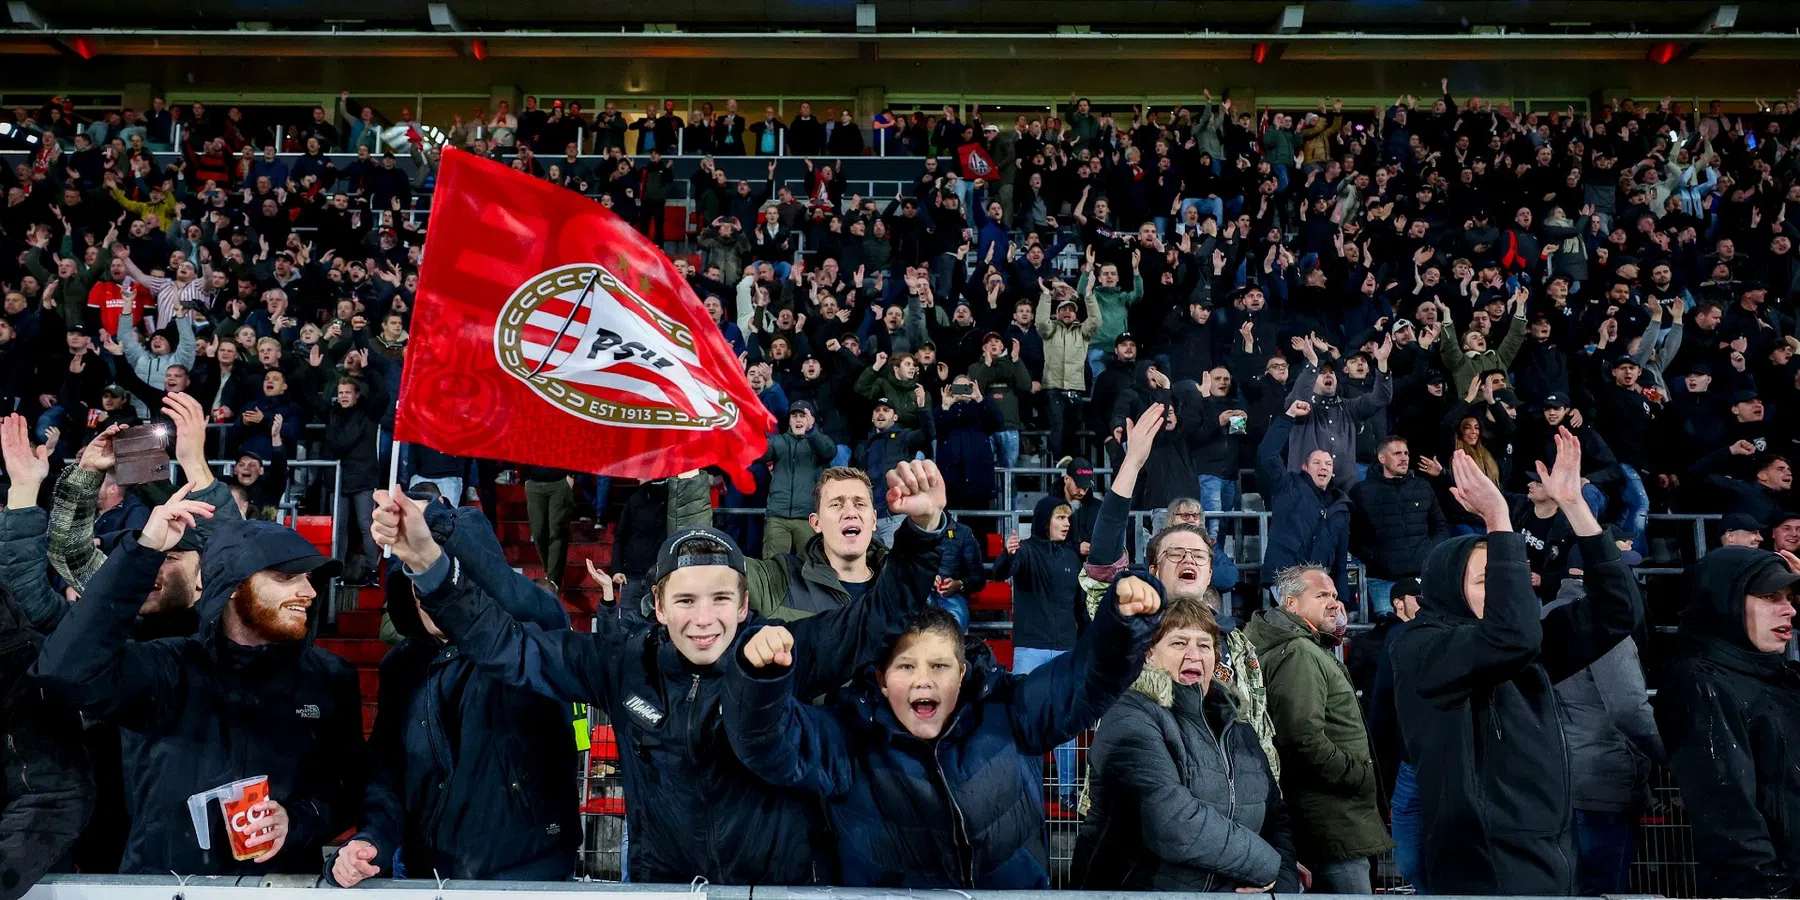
[34,519,362,876]
[1653,548,1800,898]
[1390,530,1640,896]
[995,496,1085,651]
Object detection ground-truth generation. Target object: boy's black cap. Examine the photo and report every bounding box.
[654,526,747,582]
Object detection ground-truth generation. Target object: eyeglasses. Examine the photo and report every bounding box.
[1158,548,1209,565]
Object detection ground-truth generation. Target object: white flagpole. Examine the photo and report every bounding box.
[381,434,402,558]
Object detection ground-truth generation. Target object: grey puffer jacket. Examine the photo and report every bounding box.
[1545,581,1665,813]
[1073,668,1299,893]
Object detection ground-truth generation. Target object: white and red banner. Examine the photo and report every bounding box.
[396,149,772,490]
[957,142,999,182]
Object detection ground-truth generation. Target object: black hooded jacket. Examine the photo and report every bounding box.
[0,587,93,900]
[1390,530,1640,896]
[33,520,363,876]
[1653,548,1800,898]
[994,496,1085,651]
[328,504,580,884]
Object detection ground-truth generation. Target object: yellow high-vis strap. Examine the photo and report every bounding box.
[572,702,591,752]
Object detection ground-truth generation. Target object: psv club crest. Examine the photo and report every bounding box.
[493,263,741,430]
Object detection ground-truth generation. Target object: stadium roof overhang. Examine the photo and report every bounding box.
[4,29,1800,61]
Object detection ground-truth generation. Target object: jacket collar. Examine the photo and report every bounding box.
[1258,606,1341,649]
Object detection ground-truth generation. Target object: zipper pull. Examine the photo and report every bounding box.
[687,674,700,702]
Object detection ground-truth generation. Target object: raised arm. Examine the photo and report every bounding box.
[720,627,857,798]
[383,490,615,705]
[1495,291,1530,366]
[783,460,946,696]
[1007,574,1162,754]
[0,416,69,629]
[1392,450,1540,702]
[434,503,571,631]
[1535,429,1640,682]
[1256,409,1301,495]
[33,488,210,729]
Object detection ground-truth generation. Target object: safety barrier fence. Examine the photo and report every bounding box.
[22,877,1676,899]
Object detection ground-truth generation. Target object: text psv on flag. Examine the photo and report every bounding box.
[396,149,773,490]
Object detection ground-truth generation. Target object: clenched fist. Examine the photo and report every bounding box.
[1115,576,1163,618]
[743,625,795,669]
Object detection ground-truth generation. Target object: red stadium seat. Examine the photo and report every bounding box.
[294,515,334,558]
[970,581,1012,612]
[985,639,1013,669]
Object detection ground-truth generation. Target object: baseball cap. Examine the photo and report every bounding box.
[788,400,815,416]
[1542,392,1571,409]
[1056,297,1079,310]
[1682,362,1713,377]
[1064,457,1097,491]
[1115,332,1137,347]
[1721,513,1764,535]
[102,384,129,399]
[984,123,999,133]
[1391,578,1421,601]
[981,331,1004,345]
[1609,355,1641,370]
[1745,556,1800,595]
[269,554,344,578]
[1731,390,1761,405]
[873,396,896,410]
[655,526,748,582]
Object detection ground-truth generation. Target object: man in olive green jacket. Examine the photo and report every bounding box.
[667,464,946,622]
[1246,564,1393,893]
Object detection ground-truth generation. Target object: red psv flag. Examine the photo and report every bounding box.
[957,142,999,182]
[397,149,772,490]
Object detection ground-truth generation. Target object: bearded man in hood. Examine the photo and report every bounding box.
[35,485,362,875]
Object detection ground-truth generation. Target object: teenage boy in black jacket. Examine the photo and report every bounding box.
[374,462,948,886]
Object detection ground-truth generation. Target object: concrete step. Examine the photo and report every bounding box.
[503,541,613,567]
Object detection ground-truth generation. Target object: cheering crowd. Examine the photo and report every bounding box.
[0,81,1798,897]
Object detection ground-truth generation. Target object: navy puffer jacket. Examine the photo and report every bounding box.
[722,576,1161,888]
